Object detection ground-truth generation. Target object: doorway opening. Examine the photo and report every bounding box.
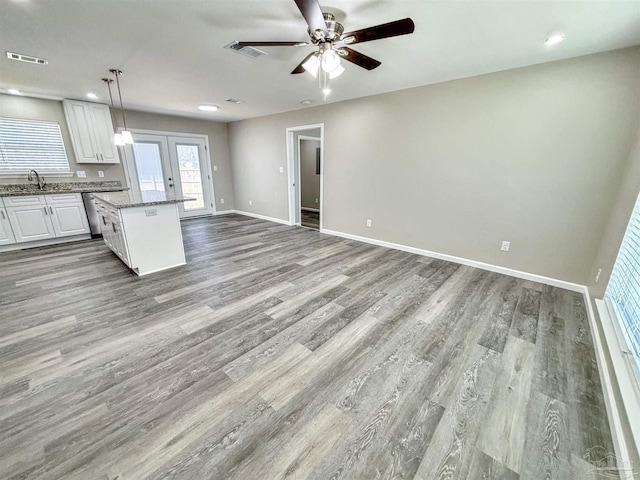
[122,131,215,219]
[286,124,324,230]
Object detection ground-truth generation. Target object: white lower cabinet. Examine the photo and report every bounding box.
[0,208,16,245]
[1,194,90,246]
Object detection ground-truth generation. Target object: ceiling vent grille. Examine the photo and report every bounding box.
[225,98,244,104]
[224,41,266,59]
[6,51,48,65]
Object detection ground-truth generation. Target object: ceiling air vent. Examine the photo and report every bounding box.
[6,51,48,65]
[226,98,244,104]
[224,41,266,59]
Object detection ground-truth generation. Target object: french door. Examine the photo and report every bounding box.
[124,133,214,218]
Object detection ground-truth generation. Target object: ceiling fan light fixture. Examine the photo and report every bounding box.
[321,49,341,73]
[303,54,320,77]
[329,64,345,79]
[341,35,355,44]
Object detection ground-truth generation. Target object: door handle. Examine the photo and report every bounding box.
[43,207,48,215]
[100,153,104,162]
[1,210,5,220]
[96,153,99,161]
[168,184,174,188]
[49,206,54,215]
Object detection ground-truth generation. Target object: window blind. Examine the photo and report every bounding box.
[606,191,640,376]
[0,117,70,173]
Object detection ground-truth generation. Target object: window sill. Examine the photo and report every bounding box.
[0,172,75,179]
[596,298,640,455]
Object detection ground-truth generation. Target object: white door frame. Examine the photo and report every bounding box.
[286,123,324,228]
[122,129,216,217]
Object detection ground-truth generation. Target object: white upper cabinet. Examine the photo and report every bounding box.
[63,100,120,164]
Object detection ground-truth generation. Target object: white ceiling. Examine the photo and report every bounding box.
[1,0,639,122]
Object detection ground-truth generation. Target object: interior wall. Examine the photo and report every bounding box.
[0,94,127,184]
[588,124,640,298]
[114,109,234,211]
[300,139,320,210]
[229,47,640,285]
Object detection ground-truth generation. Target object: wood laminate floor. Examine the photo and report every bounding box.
[0,214,617,479]
[301,210,319,230]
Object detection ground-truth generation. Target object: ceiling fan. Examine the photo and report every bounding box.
[236,0,415,94]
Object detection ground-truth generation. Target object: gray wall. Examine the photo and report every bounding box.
[300,139,320,210]
[114,109,235,210]
[0,94,127,184]
[589,124,640,298]
[229,47,640,285]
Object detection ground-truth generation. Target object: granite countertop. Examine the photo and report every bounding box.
[0,181,126,196]
[91,191,195,209]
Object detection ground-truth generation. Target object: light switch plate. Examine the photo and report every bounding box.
[213,165,218,171]
[220,198,225,204]
[501,240,510,252]
[76,171,86,178]
[279,166,284,173]
[98,171,104,178]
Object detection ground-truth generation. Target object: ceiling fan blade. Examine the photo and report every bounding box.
[237,41,309,47]
[341,18,415,45]
[291,52,316,74]
[294,0,329,39]
[340,47,381,70]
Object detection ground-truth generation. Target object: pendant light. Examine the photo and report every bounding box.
[102,78,125,146]
[109,69,133,144]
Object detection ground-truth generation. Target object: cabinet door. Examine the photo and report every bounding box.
[89,104,119,164]
[6,205,56,242]
[63,100,100,163]
[48,203,90,237]
[0,208,16,245]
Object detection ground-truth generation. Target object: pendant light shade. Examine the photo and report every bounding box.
[109,69,134,144]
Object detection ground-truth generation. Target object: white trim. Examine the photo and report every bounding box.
[301,207,320,213]
[213,209,235,216]
[595,298,640,475]
[233,210,291,226]
[320,227,584,292]
[0,234,91,253]
[128,128,208,139]
[285,123,324,229]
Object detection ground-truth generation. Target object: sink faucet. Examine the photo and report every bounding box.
[27,169,46,190]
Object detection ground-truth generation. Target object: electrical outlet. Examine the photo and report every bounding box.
[501,240,510,252]
[366,219,372,228]
[279,166,284,173]
[98,170,104,178]
[220,198,225,204]
[249,200,252,206]
[315,198,318,204]
[76,171,86,178]
[213,165,218,171]
[595,268,602,283]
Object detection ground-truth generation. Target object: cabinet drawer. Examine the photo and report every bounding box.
[2,195,46,207]
[46,193,83,204]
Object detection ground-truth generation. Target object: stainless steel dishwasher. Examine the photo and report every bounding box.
[82,193,102,237]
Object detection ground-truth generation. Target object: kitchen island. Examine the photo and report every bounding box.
[91,191,193,276]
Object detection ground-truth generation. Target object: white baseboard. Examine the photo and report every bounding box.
[0,234,92,253]
[301,207,320,213]
[213,210,236,216]
[233,210,291,226]
[320,227,584,292]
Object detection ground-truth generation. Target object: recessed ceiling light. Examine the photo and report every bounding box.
[7,88,21,95]
[86,93,98,100]
[198,104,219,112]
[544,34,565,47]
[300,100,312,105]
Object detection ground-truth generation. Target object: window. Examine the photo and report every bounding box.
[0,117,70,174]
[606,190,640,378]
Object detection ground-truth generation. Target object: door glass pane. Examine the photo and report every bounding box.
[133,142,166,202]
[175,144,204,210]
